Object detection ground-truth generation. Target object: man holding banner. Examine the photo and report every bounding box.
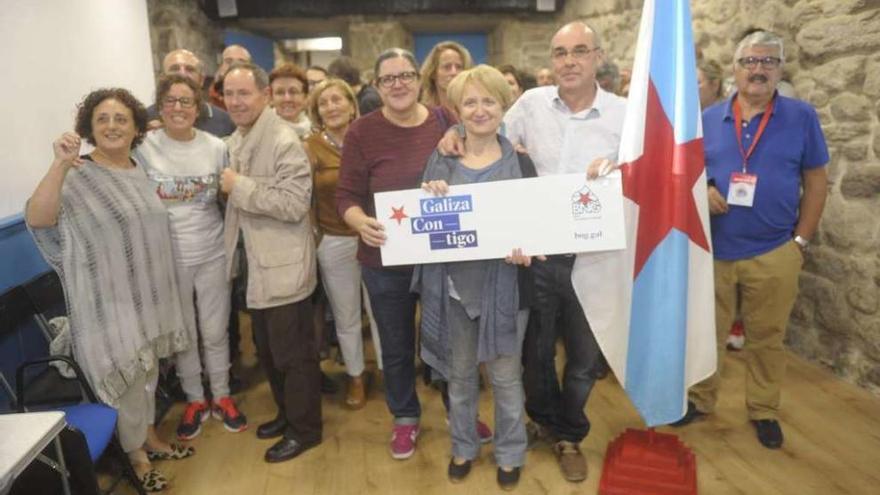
[501,22,626,483]
[673,31,829,450]
[440,20,626,483]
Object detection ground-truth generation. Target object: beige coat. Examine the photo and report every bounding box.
[224,107,317,309]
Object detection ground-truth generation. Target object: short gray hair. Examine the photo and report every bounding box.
[373,48,419,78]
[734,30,785,64]
[225,61,269,90]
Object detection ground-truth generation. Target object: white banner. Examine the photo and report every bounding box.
[375,172,626,266]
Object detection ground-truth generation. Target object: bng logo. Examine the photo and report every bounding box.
[571,185,602,220]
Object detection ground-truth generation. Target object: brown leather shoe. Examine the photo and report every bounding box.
[345,374,366,410]
[554,440,587,482]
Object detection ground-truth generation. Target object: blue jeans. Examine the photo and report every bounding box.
[522,257,600,443]
[361,266,420,423]
[448,298,527,466]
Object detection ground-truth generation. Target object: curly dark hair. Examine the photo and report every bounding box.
[74,88,148,149]
[155,74,202,120]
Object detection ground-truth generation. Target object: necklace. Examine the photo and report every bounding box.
[323,131,343,151]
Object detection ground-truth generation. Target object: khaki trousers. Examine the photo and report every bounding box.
[690,240,803,420]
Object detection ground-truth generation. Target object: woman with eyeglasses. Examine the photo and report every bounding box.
[419,41,473,110]
[269,63,312,139]
[26,87,191,492]
[336,47,463,460]
[134,74,248,448]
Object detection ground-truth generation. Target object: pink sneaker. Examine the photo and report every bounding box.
[477,419,493,444]
[390,424,420,460]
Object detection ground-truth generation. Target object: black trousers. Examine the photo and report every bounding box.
[251,298,322,444]
[522,257,601,443]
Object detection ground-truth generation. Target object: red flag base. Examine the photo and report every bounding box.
[598,428,697,495]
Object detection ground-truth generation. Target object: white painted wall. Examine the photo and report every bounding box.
[0,0,155,218]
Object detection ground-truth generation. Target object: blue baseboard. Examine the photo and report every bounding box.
[0,214,50,293]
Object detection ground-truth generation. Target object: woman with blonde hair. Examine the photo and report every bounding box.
[304,79,382,410]
[697,59,725,109]
[414,65,537,490]
[419,41,473,109]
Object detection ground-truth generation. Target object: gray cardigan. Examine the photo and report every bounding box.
[411,136,522,380]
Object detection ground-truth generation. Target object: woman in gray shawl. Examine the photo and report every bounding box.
[412,65,539,491]
[26,88,191,492]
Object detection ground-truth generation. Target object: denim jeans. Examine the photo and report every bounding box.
[448,298,527,466]
[361,265,420,423]
[522,257,601,443]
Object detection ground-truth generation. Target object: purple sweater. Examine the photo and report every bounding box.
[336,106,454,268]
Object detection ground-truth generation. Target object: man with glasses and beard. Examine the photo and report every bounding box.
[672,31,828,451]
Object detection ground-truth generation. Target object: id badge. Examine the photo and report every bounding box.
[727,172,758,207]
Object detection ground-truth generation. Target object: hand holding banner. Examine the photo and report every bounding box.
[374,172,626,266]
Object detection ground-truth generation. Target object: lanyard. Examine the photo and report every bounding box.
[732,97,773,173]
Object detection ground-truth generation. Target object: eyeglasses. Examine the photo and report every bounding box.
[736,56,782,69]
[376,71,418,88]
[162,96,196,108]
[273,87,305,97]
[551,45,600,61]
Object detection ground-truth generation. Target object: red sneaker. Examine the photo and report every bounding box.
[211,396,248,433]
[177,400,210,441]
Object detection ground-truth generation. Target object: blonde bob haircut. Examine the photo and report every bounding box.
[446,64,514,113]
[419,41,474,106]
[306,78,360,130]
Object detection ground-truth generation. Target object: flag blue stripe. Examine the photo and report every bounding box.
[648,0,700,143]
[625,230,689,426]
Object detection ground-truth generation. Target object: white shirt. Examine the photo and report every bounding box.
[504,84,627,177]
[134,129,229,266]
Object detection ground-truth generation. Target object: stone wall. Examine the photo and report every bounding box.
[146,0,880,393]
[568,0,880,394]
[146,0,225,79]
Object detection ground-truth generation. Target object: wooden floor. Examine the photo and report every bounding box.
[114,317,880,495]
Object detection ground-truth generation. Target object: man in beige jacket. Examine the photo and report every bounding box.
[220,62,321,463]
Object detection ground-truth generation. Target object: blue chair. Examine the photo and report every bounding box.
[1,283,146,495]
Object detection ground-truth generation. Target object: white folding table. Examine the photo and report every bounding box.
[0,411,71,495]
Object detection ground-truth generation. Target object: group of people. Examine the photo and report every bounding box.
[25,16,827,493]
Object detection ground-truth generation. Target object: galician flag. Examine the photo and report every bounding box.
[572,0,717,426]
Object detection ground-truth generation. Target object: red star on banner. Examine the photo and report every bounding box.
[579,192,592,205]
[621,81,710,278]
[389,205,408,225]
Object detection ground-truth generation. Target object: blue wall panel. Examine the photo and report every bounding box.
[0,215,50,293]
[224,30,276,71]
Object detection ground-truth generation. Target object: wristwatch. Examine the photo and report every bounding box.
[793,235,810,250]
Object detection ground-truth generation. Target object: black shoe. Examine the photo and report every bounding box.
[752,419,783,449]
[497,466,521,491]
[264,437,320,463]
[321,372,339,395]
[589,354,610,379]
[670,401,707,427]
[257,416,287,439]
[447,458,472,483]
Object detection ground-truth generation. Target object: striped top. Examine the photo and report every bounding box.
[29,159,189,406]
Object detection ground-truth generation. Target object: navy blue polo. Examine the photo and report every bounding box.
[702,93,829,261]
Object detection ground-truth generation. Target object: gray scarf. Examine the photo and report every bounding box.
[412,136,522,380]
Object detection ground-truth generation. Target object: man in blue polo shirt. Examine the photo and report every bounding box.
[672,31,828,449]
